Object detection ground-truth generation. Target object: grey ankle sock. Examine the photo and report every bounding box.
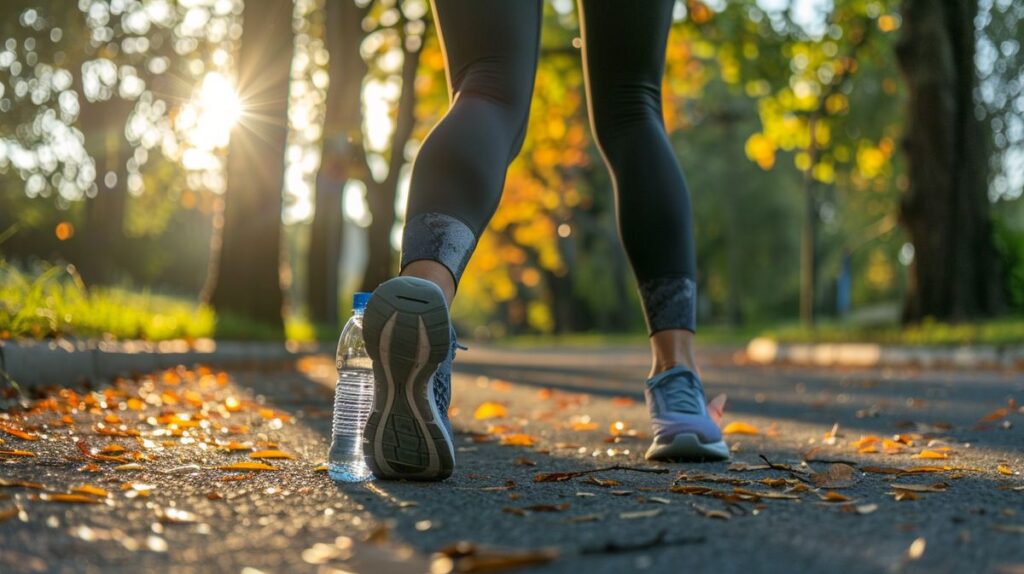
[637,276,697,334]
[400,212,477,283]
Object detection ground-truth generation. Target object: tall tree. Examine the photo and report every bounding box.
[896,0,1005,322]
[207,0,295,334]
[308,0,371,329]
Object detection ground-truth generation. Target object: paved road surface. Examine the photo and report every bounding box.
[1,343,1022,573]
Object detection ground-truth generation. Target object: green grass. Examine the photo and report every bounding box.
[761,317,1024,347]
[1,261,216,341]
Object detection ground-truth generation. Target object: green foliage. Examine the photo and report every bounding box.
[763,317,1024,347]
[0,260,214,340]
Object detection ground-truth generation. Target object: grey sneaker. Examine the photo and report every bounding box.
[644,366,730,461]
[361,276,457,480]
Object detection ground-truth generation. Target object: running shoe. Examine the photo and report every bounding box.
[644,365,730,461]
[361,276,458,480]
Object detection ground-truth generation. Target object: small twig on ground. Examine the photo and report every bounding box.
[581,531,705,555]
[804,458,860,466]
[758,454,813,484]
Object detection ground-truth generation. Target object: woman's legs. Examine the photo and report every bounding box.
[577,0,699,377]
[400,0,543,304]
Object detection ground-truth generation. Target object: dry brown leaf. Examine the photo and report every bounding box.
[499,434,536,447]
[727,463,771,472]
[217,462,278,471]
[114,463,145,471]
[0,449,36,457]
[722,422,760,436]
[70,485,109,498]
[39,493,101,504]
[671,485,714,495]
[474,402,509,421]
[0,423,39,441]
[818,491,852,502]
[0,479,43,490]
[514,457,537,467]
[692,503,730,520]
[581,475,620,488]
[810,463,858,489]
[249,450,295,460]
[892,483,947,493]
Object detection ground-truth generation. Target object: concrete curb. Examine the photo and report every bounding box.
[745,337,1024,370]
[0,338,333,390]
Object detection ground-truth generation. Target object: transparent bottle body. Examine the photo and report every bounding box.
[328,311,374,482]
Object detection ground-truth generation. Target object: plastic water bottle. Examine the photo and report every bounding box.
[328,292,374,482]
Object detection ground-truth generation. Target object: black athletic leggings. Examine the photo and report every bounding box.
[401,0,697,334]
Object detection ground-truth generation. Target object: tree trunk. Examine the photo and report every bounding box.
[308,0,371,328]
[896,0,1004,323]
[207,0,294,335]
[360,34,423,292]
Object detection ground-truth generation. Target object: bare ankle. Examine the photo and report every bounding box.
[401,260,456,305]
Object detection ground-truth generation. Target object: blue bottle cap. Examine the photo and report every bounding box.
[352,292,372,312]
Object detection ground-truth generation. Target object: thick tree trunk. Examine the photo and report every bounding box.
[207,0,294,334]
[76,95,134,286]
[896,0,1004,323]
[308,0,371,328]
[360,37,423,292]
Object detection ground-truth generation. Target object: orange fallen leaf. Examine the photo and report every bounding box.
[721,422,760,436]
[500,434,537,447]
[217,462,278,471]
[0,423,39,441]
[71,485,109,498]
[916,450,949,460]
[221,441,253,452]
[819,491,852,502]
[39,493,100,504]
[474,402,509,421]
[78,463,101,473]
[314,464,328,472]
[249,450,295,460]
[0,506,18,522]
[0,449,36,457]
[76,440,128,463]
[217,473,255,482]
[852,435,880,449]
[882,438,908,454]
[0,479,43,489]
[997,465,1015,476]
[99,444,127,455]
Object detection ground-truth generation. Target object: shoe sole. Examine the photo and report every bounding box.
[361,277,455,481]
[645,433,731,462]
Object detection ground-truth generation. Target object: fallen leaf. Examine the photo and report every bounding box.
[39,493,100,504]
[221,441,252,452]
[249,450,295,460]
[818,491,852,503]
[609,490,633,496]
[0,479,43,490]
[582,475,620,488]
[514,457,537,467]
[78,463,101,473]
[314,464,328,472]
[671,485,714,495]
[892,483,947,493]
[70,485,109,498]
[114,463,145,471]
[893,491,920,501]
[722,422,760,436]
[855,503,878,514]
[727,463,771,472]
[217,462,278,471]
[217,473,255,482]
[916,450,949,460]
[474,402,509,421]
[0,423,39,441]
[0,449,35,457]
[76,440,128,463]
[619,509,662,520]
[692,503,730,520]
[99,444,127,455]
[499,434,537,447]
[534,472,578,483]
[997,465,1015,476]
[810,464,858,489]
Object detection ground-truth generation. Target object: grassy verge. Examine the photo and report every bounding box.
[762,317,1024,347]
[0,261,317,342]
